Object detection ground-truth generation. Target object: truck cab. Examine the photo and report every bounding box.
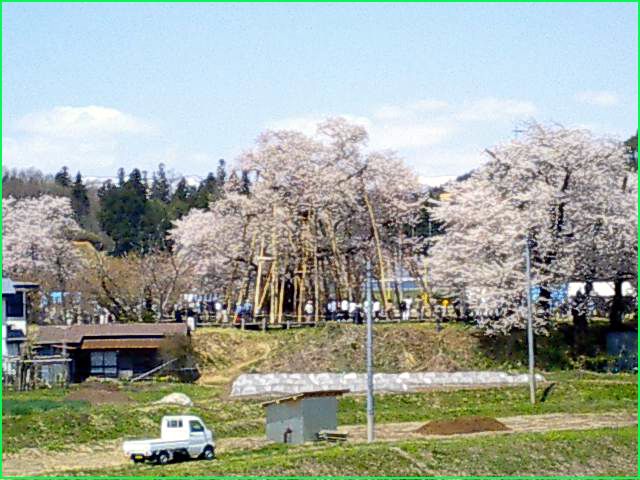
[162,415,213,458]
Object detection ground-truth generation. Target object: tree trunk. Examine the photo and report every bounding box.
[572,282,592,354]
[609,277,625,330]
[312,210,320,323]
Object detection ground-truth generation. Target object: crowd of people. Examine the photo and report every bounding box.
[174,293,441,325]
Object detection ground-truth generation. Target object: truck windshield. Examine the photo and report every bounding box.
[190,421,204,432]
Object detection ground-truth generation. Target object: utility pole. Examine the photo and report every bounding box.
[397,229,404,302]
[365,260,375,442]
[524,235,536,405]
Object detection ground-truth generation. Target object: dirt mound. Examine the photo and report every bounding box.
[154,392,193,406]
[65,383,131,405]
[416,416,509,435]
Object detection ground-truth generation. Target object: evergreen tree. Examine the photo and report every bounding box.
[117,167,126,186]
[216,159,227,186]
[150,163,171,203]
[142,170,149,190]
[240,170,251,195]
[173,177,194,202]
[625,131,638,171]
[97,179,115,200]
[54,166,71,188]
[128,168,148,198]
[71,172,90,223]
[142,199,172,250]
[169,177,196,219]
[193,171,225,209]
[99,169,149,255]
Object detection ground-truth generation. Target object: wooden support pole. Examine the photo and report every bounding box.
[363,188,389,314]
[254,238,265,322]
[312,209,320,323]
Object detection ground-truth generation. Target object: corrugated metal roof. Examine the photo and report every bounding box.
[80,338,165,349]
[2,277,16,295]
[35,323,188,345]
[261,389,350,407]
[12,281,39,290]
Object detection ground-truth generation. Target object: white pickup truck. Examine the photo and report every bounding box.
[122,415,215,465]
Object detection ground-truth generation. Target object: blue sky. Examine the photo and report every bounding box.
[2,2,637,183]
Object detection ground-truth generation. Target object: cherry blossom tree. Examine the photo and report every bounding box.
[429,123,637,336]
[3,195,83,321]
[171,118,425,323]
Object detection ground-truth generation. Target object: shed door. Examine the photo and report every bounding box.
[90,351,118,377]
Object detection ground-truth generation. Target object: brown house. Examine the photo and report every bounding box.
[34,323,188,382]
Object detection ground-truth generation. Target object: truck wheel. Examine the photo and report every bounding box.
[156,451,170,465]
[201,446,215,460]
[132,457,144,464]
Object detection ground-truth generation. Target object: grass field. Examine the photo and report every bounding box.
[58,427,639,476]
[2,371,636,455]
[3,324,637,475]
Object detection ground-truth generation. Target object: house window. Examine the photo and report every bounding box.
[6,342,21,357]
[90,351,118,377]
[4,294,24,318]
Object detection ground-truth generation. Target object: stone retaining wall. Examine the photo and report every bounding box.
[230,371,546,397]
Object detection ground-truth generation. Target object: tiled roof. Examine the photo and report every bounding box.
[35,323,188,345]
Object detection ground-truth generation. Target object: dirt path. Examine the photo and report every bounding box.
[198,342,272,385]
[3,411,636,476]
[340,410,637,443]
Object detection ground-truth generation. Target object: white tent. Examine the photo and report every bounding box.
[567,281,635,298]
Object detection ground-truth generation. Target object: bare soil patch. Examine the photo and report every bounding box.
[416,416,509,435]
[65,383,131,405]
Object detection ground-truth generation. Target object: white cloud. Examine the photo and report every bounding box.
[575,90,620,107]
[456,97,537,121]
[265,96,538,177]
[268,112,453,151]
[266,96,537,171]
[17,105,153,138]
[4,105,154,174]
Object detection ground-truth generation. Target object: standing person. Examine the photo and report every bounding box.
[304,300,314,322]
[244,300,253,321]
[348,300,357,322]
[327,298,337,321]
[214,299,223,322]
[399,299,408,321]
[340,299,349,322]
[353,304,363,324]
[404,297,413,321]
[372,299,381,320]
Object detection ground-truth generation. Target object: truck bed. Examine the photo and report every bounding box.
[123,438,190,455]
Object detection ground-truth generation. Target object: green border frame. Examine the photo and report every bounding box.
[0,1,637,479]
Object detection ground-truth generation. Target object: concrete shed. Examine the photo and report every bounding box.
[261,390,348,444]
